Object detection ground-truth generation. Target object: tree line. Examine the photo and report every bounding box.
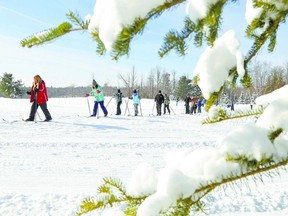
[1,60,287,102]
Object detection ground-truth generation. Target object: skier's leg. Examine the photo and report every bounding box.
[27,101,38,120]
[116,102,121,115]
[134,104,138,116]
[92,101,98,116]
[39,103,52,120]
[99,101,108,116]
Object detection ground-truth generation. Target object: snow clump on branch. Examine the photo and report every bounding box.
[88,0,166,51]
[193,30,245,99]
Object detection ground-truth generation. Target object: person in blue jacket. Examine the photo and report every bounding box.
[131,89,140,116]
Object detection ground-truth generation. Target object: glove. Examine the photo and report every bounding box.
[85,94,89,97]
[26,91,31,95]
[35,88,39,93]
[96,90,101,94]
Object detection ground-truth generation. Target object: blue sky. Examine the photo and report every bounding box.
[0,0,287,87]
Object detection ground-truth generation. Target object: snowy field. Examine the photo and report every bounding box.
[0,96,287,216]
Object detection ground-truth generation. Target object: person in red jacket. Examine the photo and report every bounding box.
[25,75,52,121]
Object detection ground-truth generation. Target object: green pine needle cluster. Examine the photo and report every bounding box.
[20,22,73,48]
[245,0,288,62]
[202,106,264,124]
[21,11,87,48]
[159,0,233,58]
[76,177,145,216]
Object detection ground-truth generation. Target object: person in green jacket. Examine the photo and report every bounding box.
[88,82,108,117]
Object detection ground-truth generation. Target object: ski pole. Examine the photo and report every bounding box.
[126,98,131,116]
[87,97,91,116]
[97,104,100,119]
[124,97,129,116]
[36,111,42,120]
[139,99,143,116]
[170,105,176,115]
[34,91,38,123]
[105,97,113,108]
[150,102,155,116]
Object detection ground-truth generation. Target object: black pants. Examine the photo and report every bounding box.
[29,101,52,120]
[185,104,190,114]
[156,103,162,115]
[116,102,122,115]
[164,104,170,114]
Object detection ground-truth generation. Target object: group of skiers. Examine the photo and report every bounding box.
[86,80,142,117]
[24,76,204,121]
[184,95,204,115]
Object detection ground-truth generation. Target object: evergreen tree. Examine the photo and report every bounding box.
[177,75,192,99]
[0,72,24,98]
[190,83,202,98]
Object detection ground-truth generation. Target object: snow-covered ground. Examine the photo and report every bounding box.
[0,97,287,216]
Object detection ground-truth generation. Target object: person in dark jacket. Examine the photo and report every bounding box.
[25,75,52,121]
[184,96,191,114]
[114,89,123,115]
[154,90,164,116]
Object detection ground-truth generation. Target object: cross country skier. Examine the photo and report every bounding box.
[154,90,164,116]
[25,75,52,121]
[86,81,108,117]
[131,89,140,116]
[114,89,123,115]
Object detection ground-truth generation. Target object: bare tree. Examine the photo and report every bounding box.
[248,60,271,96]
[146,71,156,98]
[118,66,137,96]
[161,72,172,95]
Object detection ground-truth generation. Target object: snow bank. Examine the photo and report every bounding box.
[194,30,245,99]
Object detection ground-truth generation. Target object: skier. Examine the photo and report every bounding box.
[184,96,191,114]
[25,75,52,122]
[190,97,198,114]
[131,89,140,116]
[197,98,202,113]
[114,89,123,115]
[163,94,170,115]
[86,81,108,117]
[154,90,164,116]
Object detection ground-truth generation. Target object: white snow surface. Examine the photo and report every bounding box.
[0,96,288,216]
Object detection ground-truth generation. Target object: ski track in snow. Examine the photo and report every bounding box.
[0,97,287,216]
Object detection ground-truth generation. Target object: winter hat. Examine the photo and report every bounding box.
[158,90,161,93]
[118,89,121,93]
[133,89,137,93]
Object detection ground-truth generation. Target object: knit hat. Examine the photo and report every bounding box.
[133,89,137,93]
